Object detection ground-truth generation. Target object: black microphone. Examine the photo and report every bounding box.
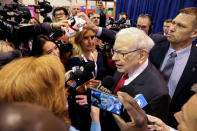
[65,61,95,90]
[83,60,95,72]
[96,67,108,80]
[97,76,115,93]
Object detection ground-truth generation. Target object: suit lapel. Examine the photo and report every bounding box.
[157,43,170,68]
[173,45,197,99]
[120,63,152,94]
[150,41,170,69]
[112,72,124,91]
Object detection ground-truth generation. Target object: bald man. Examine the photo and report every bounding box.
[72,4,81,16]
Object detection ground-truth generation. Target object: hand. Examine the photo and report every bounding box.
[76,12,99,33]
[88,79,101,88]
[95,38,104,50]
[90,106,100,122]
[113,92,148,131]
[147,115,170,131]
[107,24,112,29]
[50,20,68,30]
[76,95,88,106]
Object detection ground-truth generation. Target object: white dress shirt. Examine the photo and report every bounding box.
[124,59,149,85]
[160,44,191,98]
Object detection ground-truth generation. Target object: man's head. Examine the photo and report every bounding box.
[72,4,81,16]
[174,84,197,131]
[163,19,172,35]
[118,12,128,20]
[0,103,69,131]
[167,7,197,50]
[112,27,154,73]
[97,1,104,11]
[91,13,100,26]
[53,7,68,22]
[136,14,153,35]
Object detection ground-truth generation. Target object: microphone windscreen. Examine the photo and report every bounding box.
[96,67,107,80]
[65,70,77,88]
[101,75,114,89]
[84,61,95,72]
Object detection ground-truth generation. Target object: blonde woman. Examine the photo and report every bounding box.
[67,29,103,130]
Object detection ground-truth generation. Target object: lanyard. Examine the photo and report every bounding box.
[81,52,98,78]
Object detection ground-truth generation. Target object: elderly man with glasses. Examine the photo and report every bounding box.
[112,27,170,121]
[99,27,170,131]
[53,7,69,22]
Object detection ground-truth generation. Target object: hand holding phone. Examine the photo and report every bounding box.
[90,88,148,116]
[90,88,124,115]
[113,92,148,131]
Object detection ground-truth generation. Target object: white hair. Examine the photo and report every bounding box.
[116,27,155,52]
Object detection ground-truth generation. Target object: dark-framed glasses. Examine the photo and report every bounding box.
[136,24,148,29]
[111,49,141,58]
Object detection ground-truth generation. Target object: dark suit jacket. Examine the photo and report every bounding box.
[149,41,197,128]
[149,33,167,44]
[112,62,170,121]
[98,28,116,45]
[100,62,170,131]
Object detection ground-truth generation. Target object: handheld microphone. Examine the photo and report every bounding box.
[65,61,95,91]
[97,75,115,94]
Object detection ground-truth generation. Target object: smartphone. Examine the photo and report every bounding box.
[90,88,124,115]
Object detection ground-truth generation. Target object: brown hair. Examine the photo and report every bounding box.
[164,19,172,23]
[179,7,197,28]
[138,14,153,26]
[0,55,70,125]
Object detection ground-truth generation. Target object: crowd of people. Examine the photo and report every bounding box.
[0,1,197,131]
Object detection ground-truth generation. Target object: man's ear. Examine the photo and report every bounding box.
[191,29,197,38]
[138,50,148,64]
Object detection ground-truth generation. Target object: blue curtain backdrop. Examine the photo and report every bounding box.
[115,0,197,34]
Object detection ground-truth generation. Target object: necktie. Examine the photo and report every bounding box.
[162,51,177,81]
[113,73,129,94]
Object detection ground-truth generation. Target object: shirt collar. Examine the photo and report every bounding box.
[128,59,148,78]
[168,44,192,59]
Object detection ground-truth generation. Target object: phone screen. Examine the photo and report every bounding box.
[90,88,124,115]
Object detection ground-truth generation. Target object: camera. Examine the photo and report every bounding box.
[108,17,132,31]
[29,0,52,17]
[0,0,52,47]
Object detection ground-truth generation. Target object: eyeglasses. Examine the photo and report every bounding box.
[93,17,100,19]
[136,24,148,29]
[111,49,140,58]
[55,13,65,17]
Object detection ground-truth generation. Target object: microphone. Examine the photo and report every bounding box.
[96,67,108,80]
[65,61,95,90]
[97,76,115,94]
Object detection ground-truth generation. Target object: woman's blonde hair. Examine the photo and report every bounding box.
[70,29,95,58]
[0,40,14,52]
[0,55,70,124]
